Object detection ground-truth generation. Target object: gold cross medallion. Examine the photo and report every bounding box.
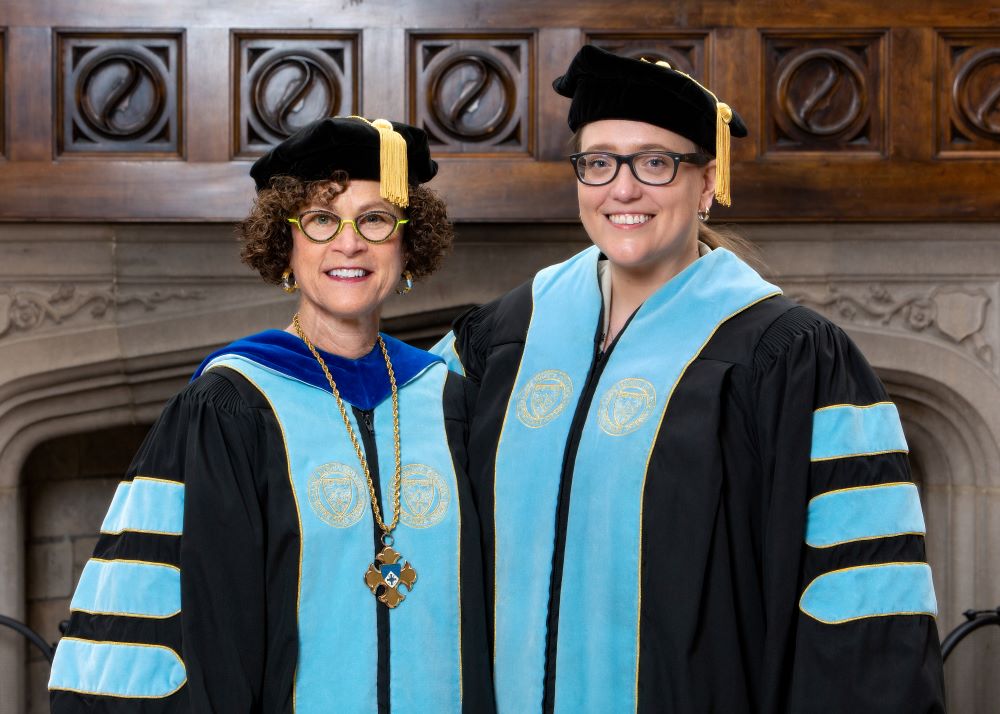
[364,545,417,608]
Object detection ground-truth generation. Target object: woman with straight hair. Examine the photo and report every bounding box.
[435,45,944,713]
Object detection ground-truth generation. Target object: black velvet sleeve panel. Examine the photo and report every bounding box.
[744,307,945,714]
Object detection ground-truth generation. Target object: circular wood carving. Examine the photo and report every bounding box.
[953,48,1000,140]
[775,47,868,140]
[428,53,515,141]
[249,52,341,140]
[76,50,166,140]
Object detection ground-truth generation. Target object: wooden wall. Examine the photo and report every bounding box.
[0,1,997,223]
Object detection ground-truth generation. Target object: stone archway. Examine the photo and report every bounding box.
[852,330,1000,713]
[0,298,297,712]
[0,294,472,710]
[3,228,1000,712]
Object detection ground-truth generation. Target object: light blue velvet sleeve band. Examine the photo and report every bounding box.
[806,482,925,548]
[70,559,181,618]
[800,562,937,624]
[101,477,184,536]
[48,638,186,698]
[811,402,908,461]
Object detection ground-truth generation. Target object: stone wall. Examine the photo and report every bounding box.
[1,220,998,712]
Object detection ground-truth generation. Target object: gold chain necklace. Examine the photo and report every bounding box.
[292,314,417,607]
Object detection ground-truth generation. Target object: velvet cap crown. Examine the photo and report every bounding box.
[552,45,748,152]
[250,117,438,193]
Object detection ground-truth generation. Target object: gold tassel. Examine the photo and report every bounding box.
[715,102,733,207]
[639,62,736,206]
[370,118,409,208]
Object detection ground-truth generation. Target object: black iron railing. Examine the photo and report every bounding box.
[941,607,1000,661]
[0,613,55,663]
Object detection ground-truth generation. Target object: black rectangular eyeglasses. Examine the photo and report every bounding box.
[569,151,710,187]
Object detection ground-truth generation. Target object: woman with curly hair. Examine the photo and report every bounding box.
[49,117,495,713]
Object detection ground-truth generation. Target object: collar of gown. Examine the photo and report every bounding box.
[597,240,713,337]
[192,329,442,411]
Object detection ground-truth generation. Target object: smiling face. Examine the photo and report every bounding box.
[288,178,406,329]
[577,119,716,279]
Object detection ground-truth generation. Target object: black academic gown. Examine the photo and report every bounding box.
[445,249,944,714]
[49,330,494,714]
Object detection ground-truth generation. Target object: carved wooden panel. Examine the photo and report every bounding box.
[937,31,1000,155]
[0,2,997,221]
[586,33,708,82]
[233,32,359,158]
[56,31,182,156]
[763,32,885,154]
[409,34,533,155]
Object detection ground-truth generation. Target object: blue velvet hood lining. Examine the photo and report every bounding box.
[193,329,442,411]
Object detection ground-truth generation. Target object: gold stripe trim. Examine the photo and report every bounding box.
[69,607,180,620]
[48,684,186,699]
[491,296,537,668]
[439,367,464,703]
[99,528,182,537]
[450,339,466,376]
[806,608,938,625]
[811,448,908,463]
[808,480,914,504]
[813,400,894,414]
[88,557,179,572]
[130,476,184,486]
[807,531,926,550]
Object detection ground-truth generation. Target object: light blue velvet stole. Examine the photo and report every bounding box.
[203,354,464,713]
[492,245,780,713]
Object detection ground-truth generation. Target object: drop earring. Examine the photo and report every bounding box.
[280,268,298,294]
[396,270,414,295]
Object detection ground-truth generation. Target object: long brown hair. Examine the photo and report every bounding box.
[697,223,762,267]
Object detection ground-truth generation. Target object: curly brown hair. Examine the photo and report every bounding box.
[239,171,454,285]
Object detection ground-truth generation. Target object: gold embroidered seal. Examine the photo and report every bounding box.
[516,369,574,428]
[598,377,657,436]
[308,461,368,528]
[399,464,451,528]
